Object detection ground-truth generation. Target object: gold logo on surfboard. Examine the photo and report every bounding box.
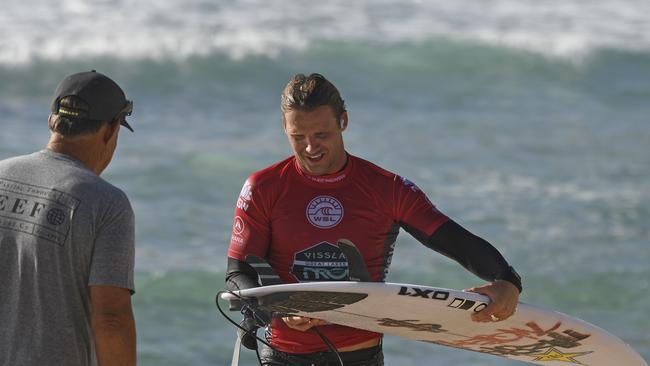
[532,347,593,365]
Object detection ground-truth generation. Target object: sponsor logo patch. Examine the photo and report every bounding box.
[400,176,435,208]
[305,195,343,228]
[237,180,252,211]
[291,241,349,281]
[233,216,245,235]
[401,177,421,192]
[305,172,347,184]
[230,234,244,246]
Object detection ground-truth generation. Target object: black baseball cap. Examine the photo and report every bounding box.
[51,70,134,132]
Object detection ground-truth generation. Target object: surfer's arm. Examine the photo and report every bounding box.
[225,257,260,291]
[402,219,522,292]
[403,219,521,322]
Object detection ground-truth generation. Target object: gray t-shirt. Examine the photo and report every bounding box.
[0,149,135,366]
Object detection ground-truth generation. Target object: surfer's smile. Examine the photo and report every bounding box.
[305,153,324,162]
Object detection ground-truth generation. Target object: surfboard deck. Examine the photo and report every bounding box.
[221,281,647,366]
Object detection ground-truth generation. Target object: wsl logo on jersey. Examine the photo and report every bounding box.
[306,195,344,228]
[291,242,349,282]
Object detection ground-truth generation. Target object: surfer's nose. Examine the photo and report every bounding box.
[305,139,319,153]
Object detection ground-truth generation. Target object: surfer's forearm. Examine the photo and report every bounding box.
[412,220,522,292]
[225,256,260,291]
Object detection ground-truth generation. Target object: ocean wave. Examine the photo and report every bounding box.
[2,0,650,65]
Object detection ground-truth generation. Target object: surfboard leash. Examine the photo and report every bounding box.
[215,291,265,365]
[311,325,344,366]
[216,290,344,366]
[215,289,311,366]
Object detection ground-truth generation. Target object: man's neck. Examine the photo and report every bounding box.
[46,137,103,175]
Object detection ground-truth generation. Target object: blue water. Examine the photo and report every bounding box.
[1,1,649,364]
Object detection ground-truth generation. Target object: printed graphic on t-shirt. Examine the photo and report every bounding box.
[291,241,349,282]
[0,178,80,246]
[305,195,344,228]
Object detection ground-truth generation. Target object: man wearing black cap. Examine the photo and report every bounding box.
[0,71,136,366]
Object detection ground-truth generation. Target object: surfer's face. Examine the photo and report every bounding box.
[283,105,347,176]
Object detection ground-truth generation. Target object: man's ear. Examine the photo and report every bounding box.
[339,112,349,131]
[47,114,56,132]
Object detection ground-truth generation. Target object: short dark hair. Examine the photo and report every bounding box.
[48,96,113,136]
[281,73,346,122]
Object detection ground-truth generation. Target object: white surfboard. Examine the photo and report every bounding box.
[221,282,647,366]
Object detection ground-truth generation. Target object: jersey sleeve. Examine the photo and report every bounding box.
[393,176,449,236]
[227,176,272,260]
[88,190,135,293]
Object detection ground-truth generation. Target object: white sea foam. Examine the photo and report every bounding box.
[2,0,649,66]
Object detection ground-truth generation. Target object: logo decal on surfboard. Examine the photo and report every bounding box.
[448,298,488,312]
[437,320,593,364]
[305,195,343,228]
[398,286,449,300]
[532,347,593,364]
[378,318,448,334]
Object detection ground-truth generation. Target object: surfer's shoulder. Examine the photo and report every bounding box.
[246,156,295,190]
[350,154,398,182]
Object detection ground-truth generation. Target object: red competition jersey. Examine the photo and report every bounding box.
[227,154,449,353]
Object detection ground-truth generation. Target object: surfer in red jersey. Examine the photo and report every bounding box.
[225,73,522,365]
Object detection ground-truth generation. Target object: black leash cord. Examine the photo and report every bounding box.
[216,290,343,366]
[312,325,344,366]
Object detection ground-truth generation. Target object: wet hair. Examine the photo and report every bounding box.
[48,96,113,136]
[281,73,346,124]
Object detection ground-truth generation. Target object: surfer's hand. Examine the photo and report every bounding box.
[282,316,328,331]
[467,280,519,323]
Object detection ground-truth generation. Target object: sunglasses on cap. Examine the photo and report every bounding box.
[117,100,134,132]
